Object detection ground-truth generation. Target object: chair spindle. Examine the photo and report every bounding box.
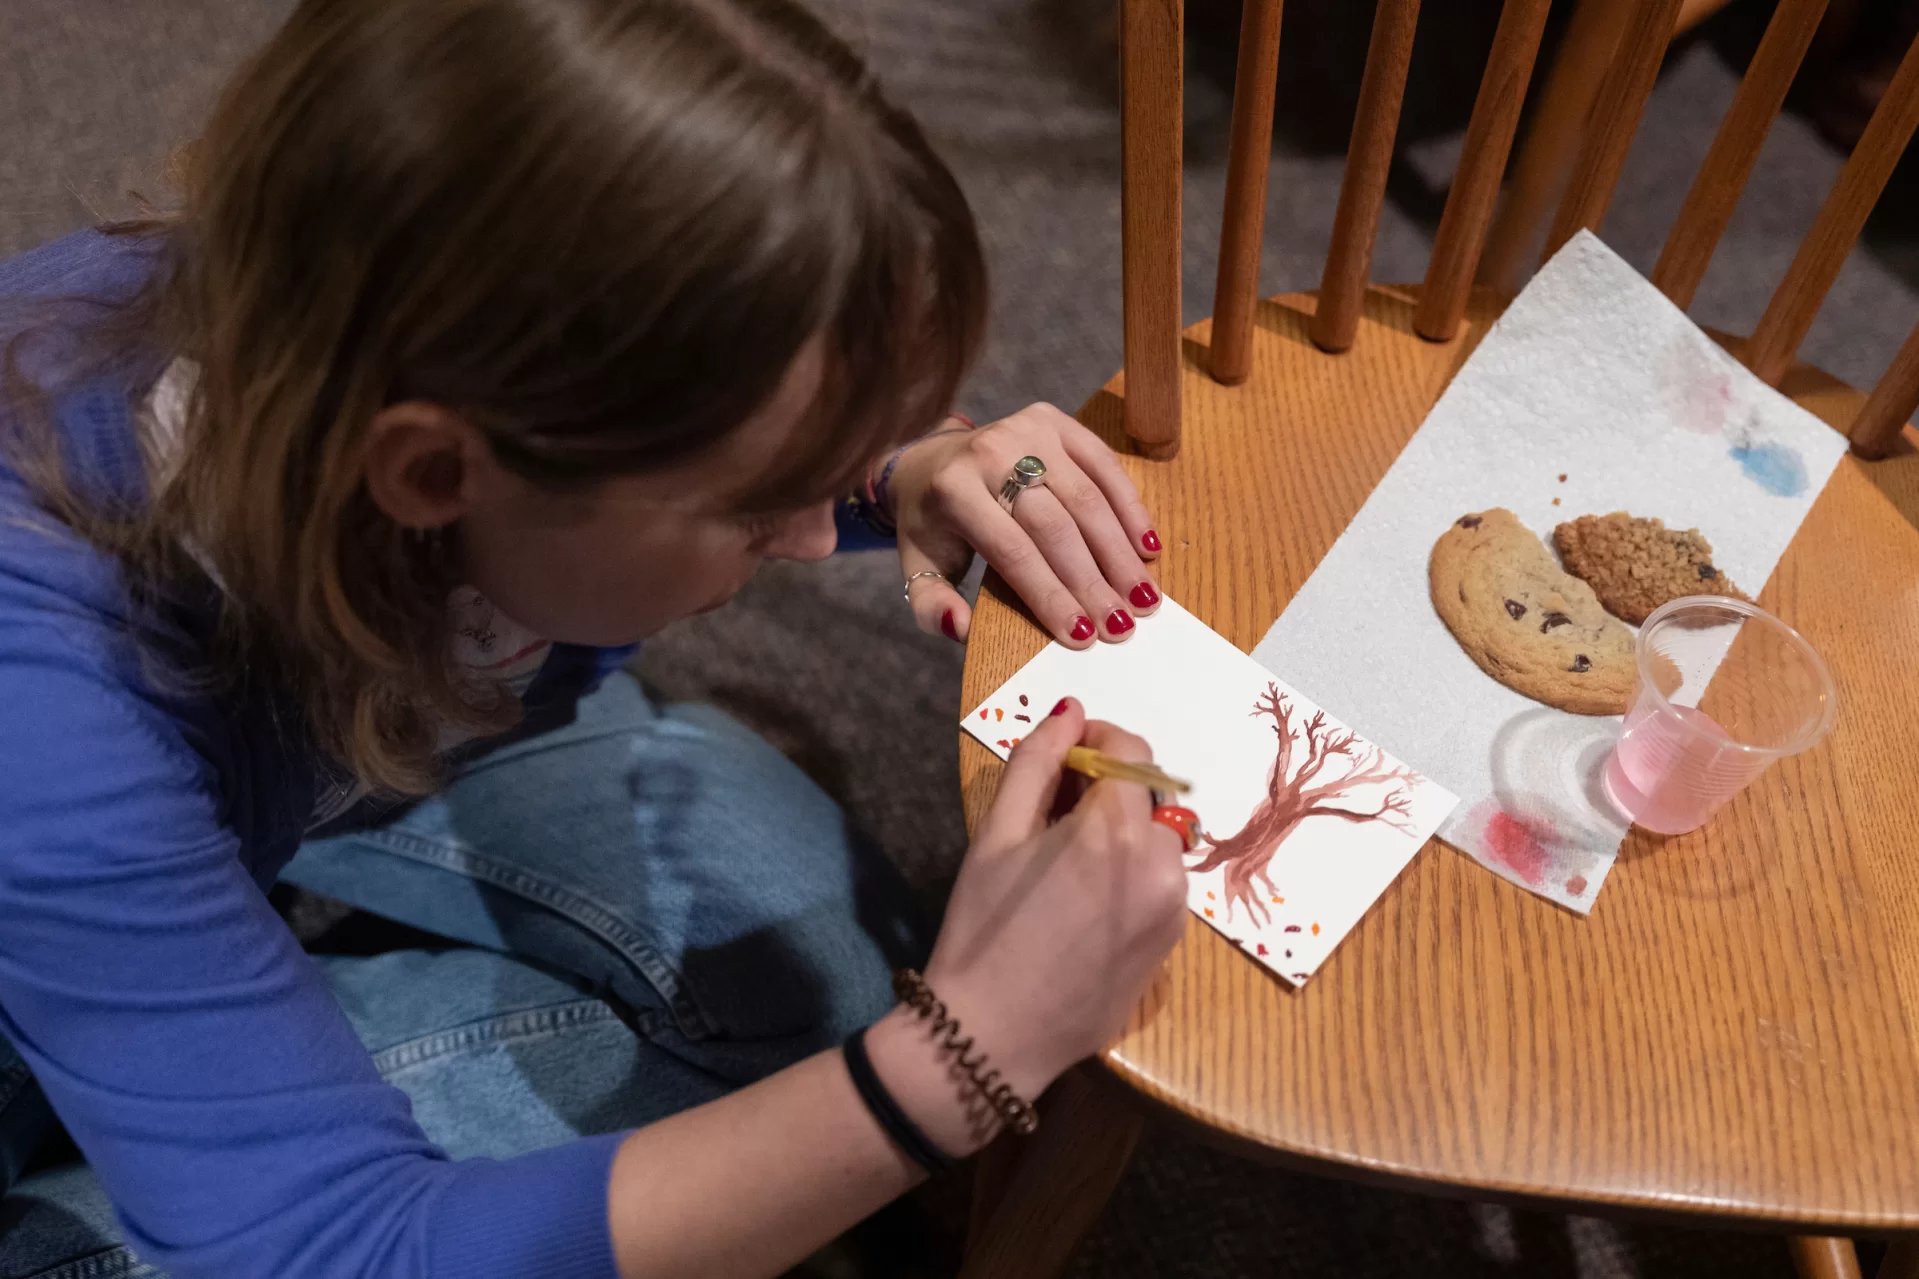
[1415,0,1554,342]
[1848,316,1919,460]
[1479,0,1634,299]
[1744,33,1919,387]
[1210,0,1285,386]
[1120,0,1186,458]
[1543,0,1685,261]
[1784,1236,1863,1279]
[1311,0,1422,354]
[1877,1237,1919,1279]
[1651,0,1830,309]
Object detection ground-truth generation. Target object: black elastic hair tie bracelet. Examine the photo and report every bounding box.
[841,1026,955,1177]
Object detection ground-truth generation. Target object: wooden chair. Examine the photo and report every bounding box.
[957,0,1919,1275]
[1481,0,1788,302]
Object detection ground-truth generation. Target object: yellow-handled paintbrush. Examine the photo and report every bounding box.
[1062,745,1191,795]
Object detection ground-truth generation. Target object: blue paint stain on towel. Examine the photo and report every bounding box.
[1728,440,1807,497]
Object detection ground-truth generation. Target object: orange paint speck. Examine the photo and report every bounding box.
[994,708,1003,722]
[1009,737,1021,747]
[1206,891,1215,900]
[1311,922,1320,936]
[1203,908,1215,918]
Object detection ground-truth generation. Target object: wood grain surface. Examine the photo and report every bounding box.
[1849,317,1919,460]
[1651,0,1831,309]
[958,284,1919,1230]
[1120,0,1185,457]
[1310,0,1421,353]
[1414,0,1553,342]
[1209,0,1285,386]
[1745,33,1919,386]
[1545,0,1687,260]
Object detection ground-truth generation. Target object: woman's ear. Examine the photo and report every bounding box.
[363,401,480,530]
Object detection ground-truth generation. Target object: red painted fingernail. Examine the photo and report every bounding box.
[1129,581,1159,610]
[1069,616,1095,641]
[941,609,959,640]
[1142,529,1162,553]
[1051,698,1070,716]
[1105,608,1135,636]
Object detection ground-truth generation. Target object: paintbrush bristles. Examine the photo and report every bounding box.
[1062,746,1191,795]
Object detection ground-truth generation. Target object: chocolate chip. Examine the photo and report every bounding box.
[1570,654,1592,672]
[1458,515,1482,529]
[1018,694,1029,705]
[1697,563,1718,580]
[1540,611,1571,632]
[1504,599,1527,620]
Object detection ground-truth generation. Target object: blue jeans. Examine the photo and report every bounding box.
[0,673,924,1279]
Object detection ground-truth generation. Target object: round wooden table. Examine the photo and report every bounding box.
[958,285,1919,1274]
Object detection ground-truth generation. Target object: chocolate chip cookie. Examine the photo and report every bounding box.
[1431,510,1637,715]
[1552,512,1746,625]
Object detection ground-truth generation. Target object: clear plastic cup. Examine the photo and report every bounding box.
[1601,597,1837,835]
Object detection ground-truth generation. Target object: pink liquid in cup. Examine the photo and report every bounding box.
[1603,704,1744,835]
[1601,597,1835,837]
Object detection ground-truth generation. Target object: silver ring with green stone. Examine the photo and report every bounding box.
[998,455,1048,513]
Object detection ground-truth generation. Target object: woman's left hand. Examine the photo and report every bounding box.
[886,403,1162,648]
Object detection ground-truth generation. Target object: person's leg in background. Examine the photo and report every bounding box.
[280,668,929,1089]
[0,1040,55,1201]
[0,670,927,1278]
[0,947,726,1279]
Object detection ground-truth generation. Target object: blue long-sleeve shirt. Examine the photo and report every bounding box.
[0,229,893,1278]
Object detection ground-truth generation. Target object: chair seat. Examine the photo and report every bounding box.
[959,282,1919,1231]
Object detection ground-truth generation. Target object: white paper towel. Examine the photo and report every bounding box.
[1250,232,1848,912]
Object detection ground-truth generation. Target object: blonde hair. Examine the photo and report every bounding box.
[4,0,985,795]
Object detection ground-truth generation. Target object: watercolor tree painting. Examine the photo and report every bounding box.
[1189,684,1421,926]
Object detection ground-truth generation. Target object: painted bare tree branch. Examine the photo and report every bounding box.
[1189,684,1419,927]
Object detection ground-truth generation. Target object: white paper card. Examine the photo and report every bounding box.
[1252,232,1849,912]
[962,600,1458,985]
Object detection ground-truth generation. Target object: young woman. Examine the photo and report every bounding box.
[0,1,1189,1276]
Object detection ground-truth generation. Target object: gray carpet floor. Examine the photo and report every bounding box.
[5,0,1915,1274]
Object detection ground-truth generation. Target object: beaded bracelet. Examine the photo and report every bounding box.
[892,967,1040,1137]
[852,414,977,536]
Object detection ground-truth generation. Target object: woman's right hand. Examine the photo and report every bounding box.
[609,701,1187,1272]
[903,699,1189,1140]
